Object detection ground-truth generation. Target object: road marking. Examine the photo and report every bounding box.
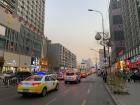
[87,89,90,94]
[82,99,87,105]
[45,98,56,105]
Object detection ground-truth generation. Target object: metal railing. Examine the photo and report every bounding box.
[0,77,24,88]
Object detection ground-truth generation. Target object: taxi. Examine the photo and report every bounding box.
[17,73,59,97]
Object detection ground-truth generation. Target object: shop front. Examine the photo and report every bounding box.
[40,58,48,72]
[19,55,31,71]
[3,52,19,73]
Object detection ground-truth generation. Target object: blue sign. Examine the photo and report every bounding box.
[34,72,47,76]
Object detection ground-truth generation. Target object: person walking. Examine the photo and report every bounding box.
[103,70,108,83]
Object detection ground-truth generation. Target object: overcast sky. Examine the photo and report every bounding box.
[44,0,110,64]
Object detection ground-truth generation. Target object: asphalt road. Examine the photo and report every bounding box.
[0,75,116,105]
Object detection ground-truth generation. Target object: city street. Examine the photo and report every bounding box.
[0,75,116,105]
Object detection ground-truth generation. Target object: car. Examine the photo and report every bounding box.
[130,70,140,82]
[17,74,59,97]
[64,71,81,84]
[50,74,58,80]
[80,72,87,78]
[57,72,64,80]
[15,71,32,80]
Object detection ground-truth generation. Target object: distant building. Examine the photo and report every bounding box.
[79,58,93,70]
[48,43,77,70]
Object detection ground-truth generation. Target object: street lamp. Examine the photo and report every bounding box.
[88,9,106,68]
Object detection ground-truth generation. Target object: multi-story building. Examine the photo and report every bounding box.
[120,0,140,60]
[48,43,77,70]
[109,0,125,63]
[0,0,45,72]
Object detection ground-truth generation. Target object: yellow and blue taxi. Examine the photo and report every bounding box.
[17,72,59,97]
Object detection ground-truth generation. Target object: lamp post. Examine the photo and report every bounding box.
[88,9,106,70]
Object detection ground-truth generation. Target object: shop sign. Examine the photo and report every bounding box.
[31,57,39,66]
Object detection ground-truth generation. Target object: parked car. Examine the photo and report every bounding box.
[17,74,59,97]
[15,71,32,80]
[0,72,15,79]
[130,70,140,81]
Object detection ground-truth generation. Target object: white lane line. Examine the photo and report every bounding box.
[81,99,87,105]
[45,98,56,105]
[45,88,71,105]
[87,89,90,94]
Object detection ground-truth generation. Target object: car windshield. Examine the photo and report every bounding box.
[25,76,42,81]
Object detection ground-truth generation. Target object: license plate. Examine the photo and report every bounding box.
[68,77,72,79]
[23,83,31,87]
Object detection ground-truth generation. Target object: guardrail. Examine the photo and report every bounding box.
[0,77,24,88]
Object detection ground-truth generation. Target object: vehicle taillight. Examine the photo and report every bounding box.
[32,83,41,87]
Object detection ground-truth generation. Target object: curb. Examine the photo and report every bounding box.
[104,84,122,105]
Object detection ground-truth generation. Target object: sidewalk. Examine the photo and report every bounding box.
[106,82,140,105]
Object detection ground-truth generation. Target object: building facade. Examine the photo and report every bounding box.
[109,0,125,63]
[120,0,140,60]
[0,0,46,72]
[48,43,77,70]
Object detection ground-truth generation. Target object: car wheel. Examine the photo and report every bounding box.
[41,88,47,97]
[65,81,67,84]
[55,84,59,90]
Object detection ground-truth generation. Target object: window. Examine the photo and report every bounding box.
[45,76,50,81]
[25,76,42,81]
[113,15,123,24]
[114,31,124,40]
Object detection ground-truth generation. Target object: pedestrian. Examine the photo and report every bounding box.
[127,71,131,82]
[103,70,107,83]
[130,69,137,82]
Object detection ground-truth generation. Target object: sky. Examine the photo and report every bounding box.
[44,0,110,64]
